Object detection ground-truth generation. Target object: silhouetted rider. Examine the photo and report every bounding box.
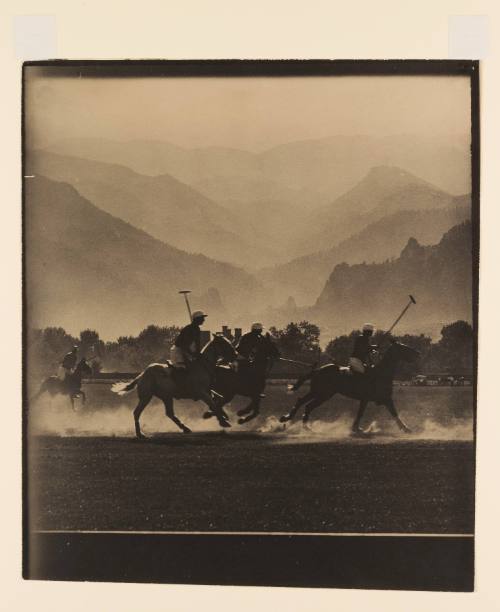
[170,311,207,396]
[58,345,78,381]
[235,322,265,365]
[349,324,378,374]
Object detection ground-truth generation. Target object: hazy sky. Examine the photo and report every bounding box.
[26,71,471,151]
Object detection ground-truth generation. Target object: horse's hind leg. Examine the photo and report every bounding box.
[280,391,314,423]
[384,399,411,433]
[302,395,329,428]
[134,394,152,439]
[352,400,368,432]
[163,397,192,434]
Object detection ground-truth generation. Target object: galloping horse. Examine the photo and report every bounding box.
[31,358,93,410]
[204,334,281,425]
[111,334,237,438]
[280,341,419,433]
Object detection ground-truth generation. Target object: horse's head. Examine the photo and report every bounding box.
[387,341,420,363]
[204,334,238,363]
[258,333,281,360]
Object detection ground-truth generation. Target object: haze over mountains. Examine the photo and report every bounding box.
[25,176,263,338]
[47,134,470,197]
[27,150,275,268]
[25,135,473,341]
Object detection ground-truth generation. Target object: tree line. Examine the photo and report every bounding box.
[26,320,473,380]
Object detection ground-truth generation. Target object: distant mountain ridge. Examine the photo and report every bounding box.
[261,198,470,305]
[25,176,263,339]
[293,165,464,256]
[46,133,470,199]
[308,221,473,339]
[26,149,276,268]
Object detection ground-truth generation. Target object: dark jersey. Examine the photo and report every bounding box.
[236,332,263,360]
[62,351,77,370]
[175,322,201,355]
[352,334,376,363]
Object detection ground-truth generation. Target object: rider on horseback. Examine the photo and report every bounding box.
[233,323,277,398]
[170,311,207,396]
[58,345,78,383]
[234,322,264,368]
[349,324,378,374]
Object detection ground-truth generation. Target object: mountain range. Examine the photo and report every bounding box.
[25,138,473,341]
[26,150,277,269]
[24,176,263,338]
[261,197,470,305]
[46,133,470,198]
[308,221,473,339]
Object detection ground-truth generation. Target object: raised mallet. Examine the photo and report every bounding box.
[385,294,417,336]
[178,290,193,322]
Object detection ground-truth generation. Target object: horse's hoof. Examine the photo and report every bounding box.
[135,433,147,440]
[400,424,412,434]
[219,420,231,428]
[182,427,192,434]
[202,411,215,419]
[351,427,366,437]
[279,415,290,423]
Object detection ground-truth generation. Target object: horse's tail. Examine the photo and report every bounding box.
[111,371,144,396]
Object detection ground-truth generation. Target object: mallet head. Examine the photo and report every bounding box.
[409,295,416,304]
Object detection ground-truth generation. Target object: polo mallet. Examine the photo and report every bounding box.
[385,294,417,336]
[179,290,193,322]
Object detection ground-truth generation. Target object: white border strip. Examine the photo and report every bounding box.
[34,530,474,537]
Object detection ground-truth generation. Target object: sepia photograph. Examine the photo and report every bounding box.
[23,60,478,590]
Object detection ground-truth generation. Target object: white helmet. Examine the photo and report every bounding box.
[251,322,264,332]
[192,310,207,320]
[362,323,374,332]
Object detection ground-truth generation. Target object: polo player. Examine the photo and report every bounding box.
[349,323,378,374]
[234,322,265,368]
[170,310,207,394]
[58,345,78,382]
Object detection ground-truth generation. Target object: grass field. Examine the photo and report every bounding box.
[27,384,475,534]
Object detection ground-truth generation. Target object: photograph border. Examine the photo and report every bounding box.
[22,58,480,590]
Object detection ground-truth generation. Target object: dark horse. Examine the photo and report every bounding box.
[31,358,93,410]
[204,334,281,425]
[111,334,238,438]
[279,341,419,433]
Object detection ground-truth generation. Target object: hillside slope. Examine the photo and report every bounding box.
[24,176,262,338]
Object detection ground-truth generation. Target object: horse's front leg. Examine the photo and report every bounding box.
[203,395,230,420]
[352,399,369,433]
[238,398,260,425]
[200,392,231,428]
[385,398,411,433]
[80,390,86,405]
[280,391,314,423]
